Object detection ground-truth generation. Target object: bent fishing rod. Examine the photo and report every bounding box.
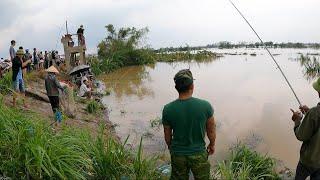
[228,0,302,106]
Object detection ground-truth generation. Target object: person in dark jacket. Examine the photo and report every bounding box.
[77,25,85,46]
[45,66,64,126]
[291,77,320,180]
[12,49,31,107]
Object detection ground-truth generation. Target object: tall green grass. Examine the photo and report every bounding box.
[0,104,159,179]
[214,144,280,180]
[0,71,12,94]
[86,100,101,114]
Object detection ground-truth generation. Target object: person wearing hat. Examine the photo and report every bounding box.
[291,78,320,180]
[77,25,85,46]
[23,49,32,73]
[162,69,216,180]
[12,49,32,107]
[45,66,64,125]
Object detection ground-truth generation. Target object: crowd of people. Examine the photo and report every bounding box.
[8,40,63,72]
[5,29,92,127]
[6,40,63,108]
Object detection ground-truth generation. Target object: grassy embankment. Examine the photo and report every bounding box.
[0,99,160,179]
[0,102,280,179]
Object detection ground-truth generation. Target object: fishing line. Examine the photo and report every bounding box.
[228,0,302,106]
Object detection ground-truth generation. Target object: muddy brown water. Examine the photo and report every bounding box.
[101,48,320,169]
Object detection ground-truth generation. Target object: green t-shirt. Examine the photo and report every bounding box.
[162,97,214,155]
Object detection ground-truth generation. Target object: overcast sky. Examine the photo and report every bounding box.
[0,0,319,58]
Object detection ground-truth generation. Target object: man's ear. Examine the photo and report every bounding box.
[190,83,194,91]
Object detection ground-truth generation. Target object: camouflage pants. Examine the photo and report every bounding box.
[170,152,210,180]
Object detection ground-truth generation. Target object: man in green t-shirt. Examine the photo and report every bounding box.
[162,69,216,180]
[291,77,320,180]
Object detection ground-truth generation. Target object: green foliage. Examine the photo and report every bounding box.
[86,100,101,114]
[0,104,160,179]
[0,105,91,179]
[0,71,12,94]
[133,137,160,179]
[215,143,280,180]
[90,24,155,76]
[88,126,132,179]
[297,54,320,81]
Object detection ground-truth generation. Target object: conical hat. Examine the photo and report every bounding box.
[46,66,59,74]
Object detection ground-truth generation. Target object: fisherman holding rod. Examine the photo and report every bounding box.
[228,1,320,178]
[290,78,320,180]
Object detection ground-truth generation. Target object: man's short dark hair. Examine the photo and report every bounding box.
[11,40,15,44]
[19,46,23,50]
[175,80,193,93]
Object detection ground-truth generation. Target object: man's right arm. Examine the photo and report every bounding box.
[206,116,216,155]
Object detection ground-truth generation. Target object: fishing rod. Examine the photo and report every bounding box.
[228,0,302,106]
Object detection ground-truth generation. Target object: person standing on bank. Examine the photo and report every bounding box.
[12,49,31,107]
[9,40,16,61]
[23,49,32,73]
[162,69,216,180]
[77,25,85,46]
[291,77,320,180]
[45,66,64,126]
[33,48,39,70]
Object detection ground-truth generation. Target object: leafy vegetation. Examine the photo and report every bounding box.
[90,24,155,75]
[86,100,101,114]
[0,104,160,179]
[296,54,320,81]
[214,143,280,180]
[0,71,12,94]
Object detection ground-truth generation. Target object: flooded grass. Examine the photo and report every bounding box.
[296,54,320,81]
[155,50,221,62]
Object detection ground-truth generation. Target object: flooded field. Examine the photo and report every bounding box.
[102,48,320,169]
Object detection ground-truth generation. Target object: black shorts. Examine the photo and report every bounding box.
[48,96,60,112]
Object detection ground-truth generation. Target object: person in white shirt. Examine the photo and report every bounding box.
[78,79,92,98]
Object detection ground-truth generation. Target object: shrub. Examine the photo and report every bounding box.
[86,100,101,114]
[215,143,280,180]
[90,24,156,76]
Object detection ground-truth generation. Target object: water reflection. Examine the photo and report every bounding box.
[101,64,155,99]
[295,55,320,81]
